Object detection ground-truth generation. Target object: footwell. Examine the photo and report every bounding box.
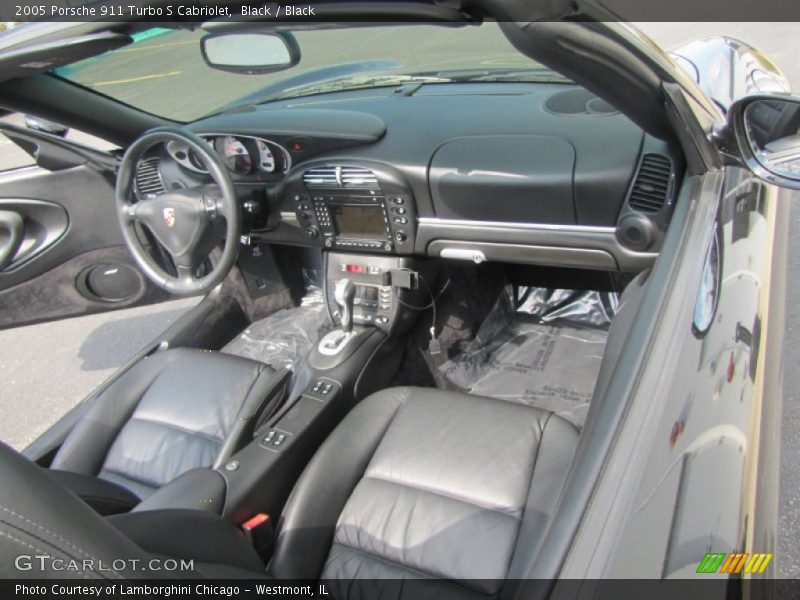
[435,286,617,428]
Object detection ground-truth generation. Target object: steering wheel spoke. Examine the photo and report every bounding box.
[198,184,225,220]
[115,127,242,296]
[175,262,198,283]
[121,202,141,224]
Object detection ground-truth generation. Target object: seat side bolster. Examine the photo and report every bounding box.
[504,414,580,584]
[267,387,412,580]
[0,442,155,579]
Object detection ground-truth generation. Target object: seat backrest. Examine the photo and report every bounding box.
[269,387,579,598]
[0,441,156,579]
[50,348,278,499]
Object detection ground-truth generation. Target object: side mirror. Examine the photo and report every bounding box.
[23,115,69,137]
[200,31,300,75]
[729,94,800,189]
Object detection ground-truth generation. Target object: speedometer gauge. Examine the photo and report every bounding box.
[214,135,252,174]
[256,139,276,172]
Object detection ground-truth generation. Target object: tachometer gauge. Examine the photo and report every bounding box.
[214,135,252,174]
[256,139,276,172]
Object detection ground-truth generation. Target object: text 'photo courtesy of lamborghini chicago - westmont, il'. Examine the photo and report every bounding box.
[0,1,799,599]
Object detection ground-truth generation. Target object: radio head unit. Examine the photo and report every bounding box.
[285,163,416,254]
[313,195,395,252]
[330,204,387,240]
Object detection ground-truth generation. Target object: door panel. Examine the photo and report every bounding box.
[0,133,174,329]
[0,197,68,272]
[0,208,23,269]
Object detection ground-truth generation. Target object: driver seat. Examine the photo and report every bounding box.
[46,347,287,510]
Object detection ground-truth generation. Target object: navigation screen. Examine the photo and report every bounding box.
[331,205,385,239]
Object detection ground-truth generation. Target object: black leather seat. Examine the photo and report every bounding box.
[268,387,578,595]
[0,386,578,591]
[47,348,286,507]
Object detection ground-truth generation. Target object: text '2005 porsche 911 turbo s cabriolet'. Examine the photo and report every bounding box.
[0,1,798,598]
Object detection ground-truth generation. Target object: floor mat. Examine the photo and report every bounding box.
[222,286,333,400]
[437,286,617,428]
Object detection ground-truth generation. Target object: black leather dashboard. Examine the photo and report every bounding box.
[156,80,682,272]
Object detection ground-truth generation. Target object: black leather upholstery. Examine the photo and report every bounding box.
[107,509,265,573]
[269,387,579,596]
[47,470,141,516]
[0,385,578,588]
[50,348,283,500]
[0,441,156,579]
[0,439,267,579]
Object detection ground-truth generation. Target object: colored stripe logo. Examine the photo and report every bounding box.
[696,552,773,574]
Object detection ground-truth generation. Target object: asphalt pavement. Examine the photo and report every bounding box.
[0,21,799,577]
[0,297,198,450]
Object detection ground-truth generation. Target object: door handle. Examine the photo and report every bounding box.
[0,210,24,270]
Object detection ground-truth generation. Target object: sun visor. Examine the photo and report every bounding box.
[0,32,132,84]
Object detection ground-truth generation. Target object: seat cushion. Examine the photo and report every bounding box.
[51,348,276,499]
[269,387,579,597]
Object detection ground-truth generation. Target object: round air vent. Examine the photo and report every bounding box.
[616,214,654,252]
[544,88,618,116]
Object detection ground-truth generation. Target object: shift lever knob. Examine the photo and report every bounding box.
[334,278,356,333]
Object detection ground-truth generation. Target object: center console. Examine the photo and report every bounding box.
[323,252,435,337]
[208,325,399,525]
[281,161,417,255]
[135,245,438,542]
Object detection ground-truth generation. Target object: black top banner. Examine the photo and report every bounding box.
[3,0,800,23]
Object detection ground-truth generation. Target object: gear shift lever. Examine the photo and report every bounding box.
[334,278,356,333]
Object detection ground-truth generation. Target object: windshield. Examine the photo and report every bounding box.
[53,23,559,122]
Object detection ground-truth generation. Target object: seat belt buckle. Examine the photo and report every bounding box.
[241,513,274,560]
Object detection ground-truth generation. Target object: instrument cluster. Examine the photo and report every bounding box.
[166,134,291,177]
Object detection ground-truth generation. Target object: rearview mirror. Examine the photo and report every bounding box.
[729,94,800,189]
[201,31,300,74]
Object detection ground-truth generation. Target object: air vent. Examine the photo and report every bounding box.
[134,157,165,196]
[340,166,379,188]
[303,165,379,189]
[303,166,339,187]
[628,154,672,213]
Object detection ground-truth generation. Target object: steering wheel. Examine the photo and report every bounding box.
[116,128,241,296]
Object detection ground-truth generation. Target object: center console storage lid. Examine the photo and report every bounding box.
[428,135,576,224]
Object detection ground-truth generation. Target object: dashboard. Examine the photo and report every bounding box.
[136,81,683,272]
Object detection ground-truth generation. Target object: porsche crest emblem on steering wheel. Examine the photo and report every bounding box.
[162,207,176,228]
